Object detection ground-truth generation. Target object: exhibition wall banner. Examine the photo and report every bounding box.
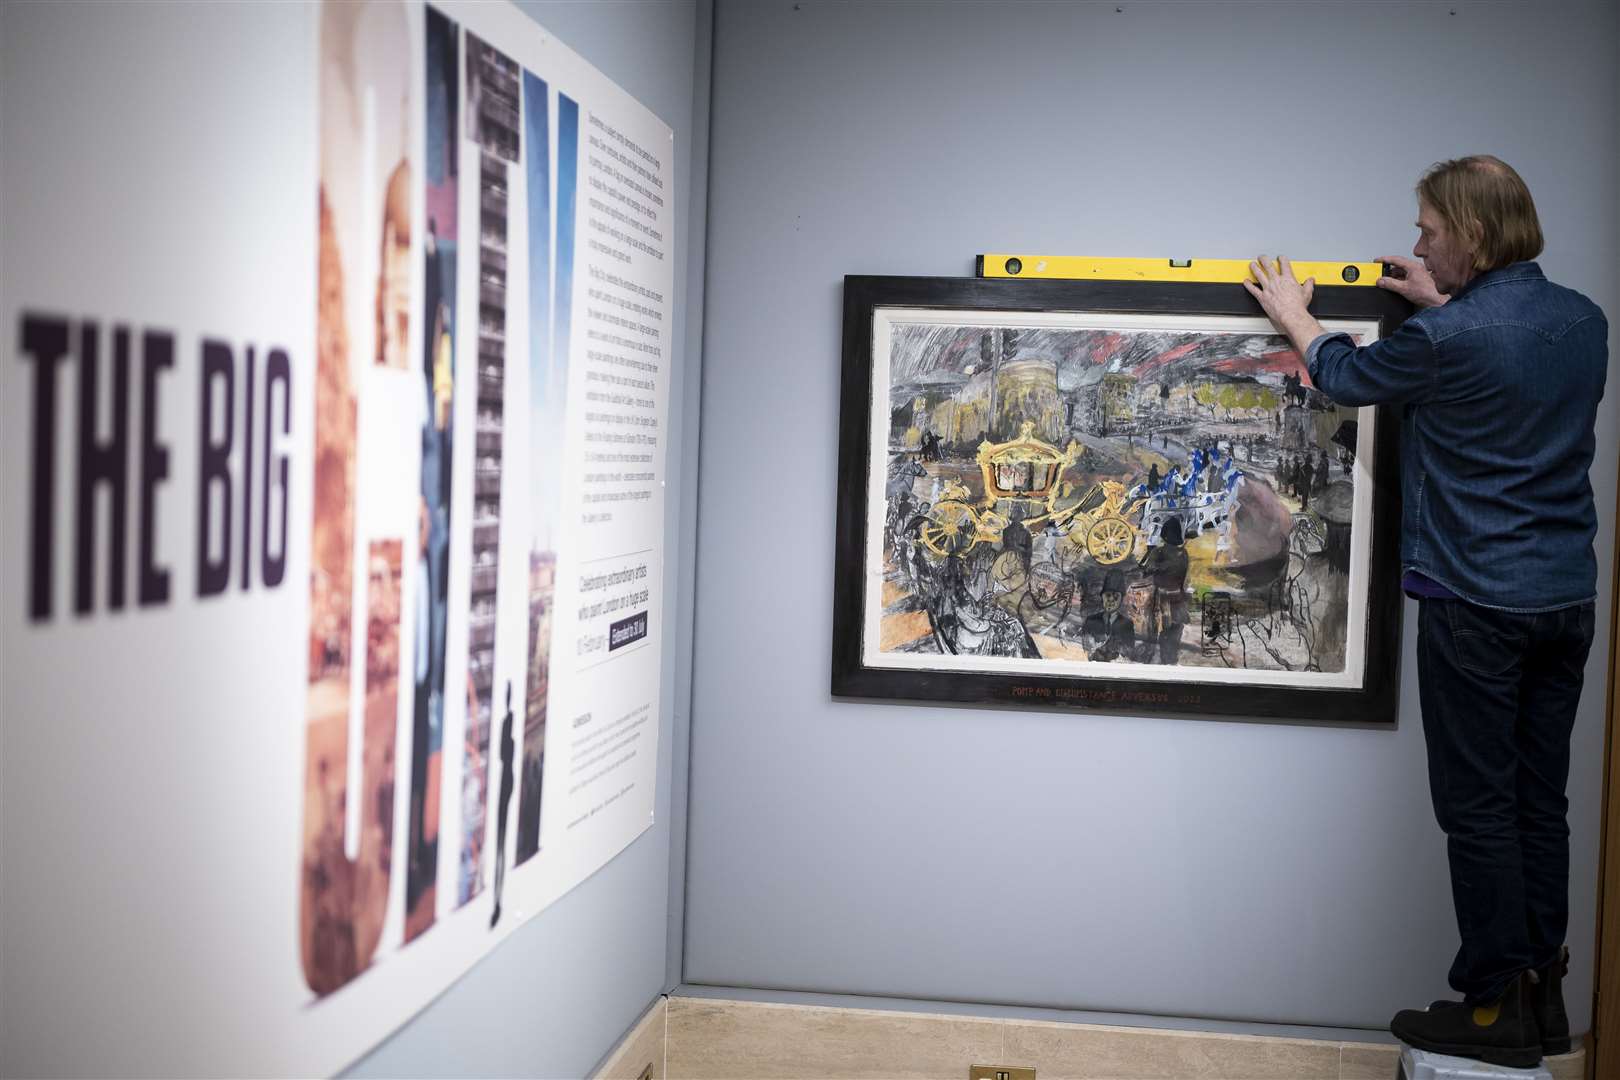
[0,1,673,1074]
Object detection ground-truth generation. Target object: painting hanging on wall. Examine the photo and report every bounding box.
[831,275,1410,722]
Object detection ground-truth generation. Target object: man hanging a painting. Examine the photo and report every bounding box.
[1246,155,1608,1069]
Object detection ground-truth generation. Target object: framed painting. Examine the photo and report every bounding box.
[831,275,1412,722]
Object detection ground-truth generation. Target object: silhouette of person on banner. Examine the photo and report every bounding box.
[490,682,515,928]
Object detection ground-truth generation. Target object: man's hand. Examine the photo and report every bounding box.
[1376,254,1449,308]
[1243,255,1324,356]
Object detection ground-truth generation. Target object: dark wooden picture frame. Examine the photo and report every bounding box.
[831,275,1411,723]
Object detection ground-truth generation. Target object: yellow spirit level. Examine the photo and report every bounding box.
[975,253,1388,287]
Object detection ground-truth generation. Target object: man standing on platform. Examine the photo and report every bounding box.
[1244,155,1607,1069]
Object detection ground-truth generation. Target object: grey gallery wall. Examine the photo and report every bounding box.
[348,2,711,1076]
[684,0,1620,1031]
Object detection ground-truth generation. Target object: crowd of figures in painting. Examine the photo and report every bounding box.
[879,323,1362,674]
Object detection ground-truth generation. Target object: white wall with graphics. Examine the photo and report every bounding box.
[0,1,710,1078]
[684,0,1620,1034]
[347,2,710,1076]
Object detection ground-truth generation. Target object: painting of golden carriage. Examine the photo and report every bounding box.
[835,277,1407,721]
[914,421,1146,566]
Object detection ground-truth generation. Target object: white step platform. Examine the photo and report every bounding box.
[1398,1046,1552,1080]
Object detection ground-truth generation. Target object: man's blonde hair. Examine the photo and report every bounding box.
[1417,155,1544,272]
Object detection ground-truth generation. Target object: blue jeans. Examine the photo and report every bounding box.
[1417,598,1595,1002]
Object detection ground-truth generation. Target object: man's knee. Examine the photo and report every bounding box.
[1439,799,1518,846]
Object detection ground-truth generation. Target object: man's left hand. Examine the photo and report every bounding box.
[1244,254,1314,318]
[1243,254,1324,356]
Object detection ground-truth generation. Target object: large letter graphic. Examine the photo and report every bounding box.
[404,1,462,942]
[515,88,575,866]
[465,31,521,925]
[298,0,412,996]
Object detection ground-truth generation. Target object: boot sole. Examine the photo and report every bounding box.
[1394,1030,1542,1070]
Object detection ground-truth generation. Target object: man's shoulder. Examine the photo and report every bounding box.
[1515,271,1606,321]
[1423,268,1605,340]
[1540,279,1608,326]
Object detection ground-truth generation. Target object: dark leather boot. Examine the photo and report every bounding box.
[1391,969,1542,1069]
[1533,946,1571,1056]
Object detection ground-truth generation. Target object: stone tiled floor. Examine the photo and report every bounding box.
[595,995,1588,1080]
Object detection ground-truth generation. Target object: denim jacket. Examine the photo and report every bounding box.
[1307,262,1608,612]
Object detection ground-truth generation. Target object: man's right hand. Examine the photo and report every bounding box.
[1377,255,1449,308]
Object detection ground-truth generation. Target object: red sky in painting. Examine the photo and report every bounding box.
[1130,340,1199,377]
[1208,348,1306,378]
[1079,335,1304,381]
[1124,344,1307,381]
[1087,331,1123,365]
